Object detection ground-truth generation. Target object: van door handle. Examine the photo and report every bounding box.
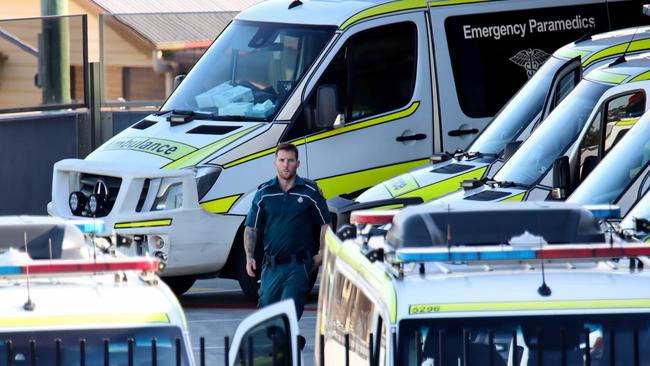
[396,133,427,142]
[448,128,479,137]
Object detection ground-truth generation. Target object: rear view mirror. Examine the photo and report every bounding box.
[551,156,571,200]
[644,4,650,16]
[503,140,523,161]
[315,84,340,129]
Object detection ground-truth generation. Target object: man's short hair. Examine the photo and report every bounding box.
[276,143,299,160]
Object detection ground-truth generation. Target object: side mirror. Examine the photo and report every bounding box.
[635,217,650,233]
[315,84,340,129]
[644,4,650,16]
[551,156,571,200]
[503,140,523,161]
[173,74,186,91]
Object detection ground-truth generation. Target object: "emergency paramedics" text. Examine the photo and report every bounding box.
[463,15,596,40]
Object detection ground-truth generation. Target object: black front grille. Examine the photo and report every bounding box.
[77,173,122,217]
[432,163,474,174]
[464,190,511,201]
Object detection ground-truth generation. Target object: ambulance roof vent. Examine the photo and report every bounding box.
[131,119,157,130]
[386,201,605,249]
[187,125,240,135]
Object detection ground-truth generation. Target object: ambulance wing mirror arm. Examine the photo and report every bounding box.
[172,74,186,91]
[315,84,343,129]
[551,156,571,200]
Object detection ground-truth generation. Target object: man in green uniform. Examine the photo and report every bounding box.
[244,143,331,319]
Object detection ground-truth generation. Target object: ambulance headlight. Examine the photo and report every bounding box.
[148,234,166,249]
[195,165,222,200]
[69,191,86,215]
[88,194,105,216]
[152,178,183,211]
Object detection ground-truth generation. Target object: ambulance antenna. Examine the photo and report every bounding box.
[48,238,53,263]
[92,215,97,262]
[23,232,35,311]
[537,237,551,297]
[446,205,452,260]
[610,25,641,67]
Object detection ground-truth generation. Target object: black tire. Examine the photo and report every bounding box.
[162,275,196,297]
[236,243,262,302]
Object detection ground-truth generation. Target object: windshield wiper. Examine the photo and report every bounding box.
[491,179,532,190]
[216,115,269,122]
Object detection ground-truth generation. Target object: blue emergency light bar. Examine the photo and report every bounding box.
[584,204,621,220]
[70,219,106,234]
[396,243,650,263]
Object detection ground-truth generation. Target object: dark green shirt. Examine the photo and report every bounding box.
[245,176,331,258]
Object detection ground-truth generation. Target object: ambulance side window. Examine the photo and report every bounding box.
[603,91,646,155]
[285,22,417,141]
[326,271,376,365]
[552,68,580,110]
[577,91,647,182]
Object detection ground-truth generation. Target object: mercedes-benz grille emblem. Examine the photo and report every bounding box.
[93,179,108,197]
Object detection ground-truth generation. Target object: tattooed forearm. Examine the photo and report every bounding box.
[244,226,258,260]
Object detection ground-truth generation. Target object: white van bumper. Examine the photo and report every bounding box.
[48,159,243,276]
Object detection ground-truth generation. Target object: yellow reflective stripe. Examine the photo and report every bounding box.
[583,38,650,68]
[630,70,650,83]
[340,0,426,30]
[409,299,650,315]
[553,46,590,60]
[0,313,170,327]
[399,166,488,201]
[223,146,277,169]
[305,102,420,144]
[370,204,405,210]
[223,102,420,168]
[98,137,197,161]
[615,118,639,127]
[316,159,429,198]
[200,194,242,214]
[585,69,629,84]
[114,219,172,229]
[500,191,525,202]
[384,173,420,197]
[163,124,263,169]
[429,0,491,6]
[325,229,397,323]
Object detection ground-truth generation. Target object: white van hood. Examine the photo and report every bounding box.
[86,116,271,169]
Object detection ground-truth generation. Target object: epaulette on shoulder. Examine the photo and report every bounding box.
[257,178,275,190]
[303,179,320,192]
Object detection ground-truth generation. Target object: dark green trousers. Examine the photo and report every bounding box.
[259,258,311,319]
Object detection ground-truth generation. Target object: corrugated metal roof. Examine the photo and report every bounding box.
[111,12,237,49]
[90,0,264,13]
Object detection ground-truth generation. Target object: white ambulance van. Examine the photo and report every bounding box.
[336,26,650,216]
[226,202,650,365]
[0,217,194,365]
[48,0,643,297]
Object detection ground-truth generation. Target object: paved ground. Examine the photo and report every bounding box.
[181,278,318,366]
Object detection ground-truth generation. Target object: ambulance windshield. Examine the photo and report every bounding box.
[494,80,610,186]
[569,113,650,207]
[162,21,335,121]
[400,313,650,365]
[470,56,568,155]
